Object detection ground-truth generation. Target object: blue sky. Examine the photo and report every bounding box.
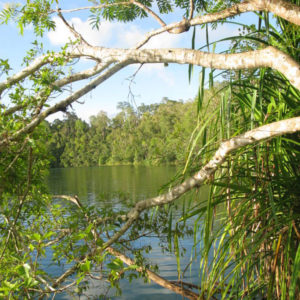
[0,0,261,121]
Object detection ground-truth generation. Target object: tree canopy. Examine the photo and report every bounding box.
[47,99,198,167]
[0,0,299,299]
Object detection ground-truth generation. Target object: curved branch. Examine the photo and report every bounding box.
[51,2,131,14]
[260,0,300,25]
[107,247,199,300]
[134,0,300,48]
[0,55,56,95]
[52,62,109,89]
[188,0,194,20]
[75,45,300,90]
[4,63,107,117]
[3,103,27,116]
[102,117,300,249]
[132,0,166,27]
[58,11,90,46]
[0,61,128,147]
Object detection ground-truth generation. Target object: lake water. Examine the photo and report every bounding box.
[47,166,207,299]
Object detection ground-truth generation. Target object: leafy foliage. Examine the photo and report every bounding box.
[177,10,300,299]
[0,0,299,298]
[47,98,200,167]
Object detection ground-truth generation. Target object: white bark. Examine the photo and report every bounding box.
[0,61,128,147]
[72,45,300,90]
[0,0,299,153]
[1,44,299,148]
[53,117,300,295]
[102,117,300,249]
[0,55,52,95]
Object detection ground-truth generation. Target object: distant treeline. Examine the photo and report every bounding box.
[47,98,198,167]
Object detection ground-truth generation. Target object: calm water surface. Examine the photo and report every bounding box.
[47,166,206,299]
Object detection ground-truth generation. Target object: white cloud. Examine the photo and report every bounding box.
[120,26,181,85]
[47,16,182,49]
[47,17,119,46]
[47,16,182,86]
[46,16,238,87]
[116,24,182,49]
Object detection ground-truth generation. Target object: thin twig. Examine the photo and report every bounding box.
[57,11,90,45]
[188,0,194,20]
[132,0,166,26]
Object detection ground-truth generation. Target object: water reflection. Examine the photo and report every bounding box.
[47,166,206,299]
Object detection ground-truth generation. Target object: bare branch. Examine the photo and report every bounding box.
[0,55,56,95]
[3,104,27,116]
[131,0,166,27]
[57,11,90,46]
[188,0,194,20]
[53,62,106,87]
[102,117,300,249]
[54,197,128,225]
[54,194,83,208]
[133,19,192,48]
[259,0,300,25]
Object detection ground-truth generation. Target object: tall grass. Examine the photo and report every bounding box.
[178,7,300,299]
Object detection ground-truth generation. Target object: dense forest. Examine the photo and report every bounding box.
[47,98,199,167]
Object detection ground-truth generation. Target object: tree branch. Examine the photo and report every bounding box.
[131,0,166,27]
[2,44,299,148]
[0,55,62,96]
[106,246,199,300]
[57,11,90,46]
[55,196,199,300]
[50,2,131,14]
[188,0,194,20]
[134,0,300,48]
[54,0,167,28]
[74,45,300,91]
[102,117,300,249]
[0,61,128,147]
[2,62,107,120]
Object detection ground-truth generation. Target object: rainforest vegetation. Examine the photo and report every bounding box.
[47,98,199,167]
[0,0,299,299]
